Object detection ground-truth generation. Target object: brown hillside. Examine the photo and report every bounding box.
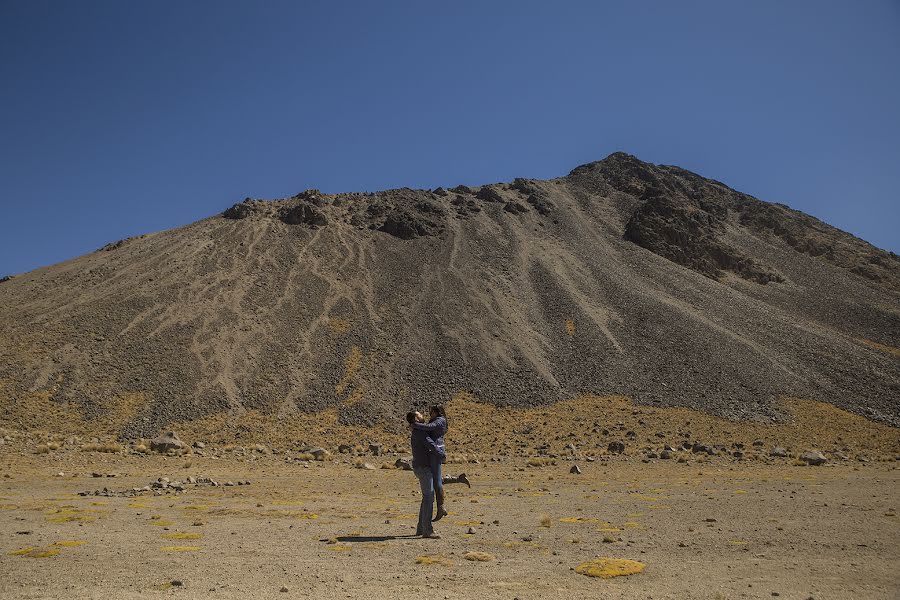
[0,152,898,438]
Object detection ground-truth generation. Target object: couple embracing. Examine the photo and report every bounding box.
[406,404,459,539]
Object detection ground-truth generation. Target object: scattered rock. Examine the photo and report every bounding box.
[799,450,827,466]
[770,447,789,458]
[570,464,582,474]
[607,441,625,454]
[150,431,185,453]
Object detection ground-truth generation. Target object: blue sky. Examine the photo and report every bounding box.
[1,0,898,275]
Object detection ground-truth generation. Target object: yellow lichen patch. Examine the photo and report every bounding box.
[335,346,362,394]
[463,551,495,562]
[559,517,600,523]
[53,540,88,547]
[575,558,645,578]
[328,317,352,334]
[128,502,150,509]
[626,513,644,517]
[631,494,659,501]
[733,490,748,495]
[47,514,95,523]
[598,527,624,533]
[856,338,900,358]
[162,532,202,540]
[295,513,319,520]
[326,544,352,552]
[182,504,212,511]
[343,386,365,406]
[26,548,61,558]
[271,500,304,506]
[623,522,644,530]
[8,547,35,556]
[565,319,576,336]
[416,554,453,566]
[150,519,175,527]
[160,546,200,552]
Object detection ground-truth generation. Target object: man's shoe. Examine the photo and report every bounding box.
[432,506,448,522]
[457,472,471,488]
[422,532,441,539]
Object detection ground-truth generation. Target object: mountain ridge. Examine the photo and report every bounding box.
[1,152,898,439]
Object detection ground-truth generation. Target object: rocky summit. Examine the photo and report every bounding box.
[1,152,898,438]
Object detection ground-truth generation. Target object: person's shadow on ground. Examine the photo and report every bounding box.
[325,535,419,543]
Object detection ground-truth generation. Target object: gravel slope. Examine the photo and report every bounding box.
[0,153,897,436]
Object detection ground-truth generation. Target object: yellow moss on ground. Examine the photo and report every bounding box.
[575,558,645,578]
[416,554,454,566]
[53,540,88,547]
[160,546,200,552]
[463,551,495,562]
[162,532,202,540]
[9,547,61,558]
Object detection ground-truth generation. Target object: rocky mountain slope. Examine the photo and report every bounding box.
[1,152,898,437]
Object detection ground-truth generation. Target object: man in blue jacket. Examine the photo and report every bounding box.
[407,410,441,538]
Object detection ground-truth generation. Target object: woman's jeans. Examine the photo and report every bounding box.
[430,453,444,499]
[412,466,434,535]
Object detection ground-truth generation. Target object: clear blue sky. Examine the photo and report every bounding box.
[2,1,898,276]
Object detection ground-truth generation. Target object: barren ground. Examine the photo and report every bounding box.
[1,446,898,600]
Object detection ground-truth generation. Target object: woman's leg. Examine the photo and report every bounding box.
[431,454,447,521]
[413,466,434,536]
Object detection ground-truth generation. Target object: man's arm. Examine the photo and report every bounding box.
[411,420,440,432]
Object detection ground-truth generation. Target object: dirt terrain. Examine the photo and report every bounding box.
[1,153,898,440]
[1,397,899,599]
[1,444,898,599]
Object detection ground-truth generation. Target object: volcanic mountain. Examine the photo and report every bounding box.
[1,152,898,438]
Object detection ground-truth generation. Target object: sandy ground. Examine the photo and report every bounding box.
[1,450,898,600]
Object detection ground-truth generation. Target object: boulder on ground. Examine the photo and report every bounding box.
[770,447,789,458]
[800,450,827,466]
[394,458,413,471]
[307,447,329,461]
[150,431,185,453]
[607,441,625,454]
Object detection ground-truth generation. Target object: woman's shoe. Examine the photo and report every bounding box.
[422,532,441,539]
[432,506,448,522]
[457,473,471,488]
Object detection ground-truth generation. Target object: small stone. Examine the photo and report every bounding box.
[171,580,183,587]
[280,587,288,593]
[570,464,582,474]
[770,447,788,458]
[466,527,477,534]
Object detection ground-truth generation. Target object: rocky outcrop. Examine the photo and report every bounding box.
[624,195,783,284]
[280,202,327,228]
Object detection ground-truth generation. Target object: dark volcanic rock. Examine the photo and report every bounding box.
[280,203,327,228]
[624,195,783,284]
[223,202,254,220]
[379,210,438,239]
